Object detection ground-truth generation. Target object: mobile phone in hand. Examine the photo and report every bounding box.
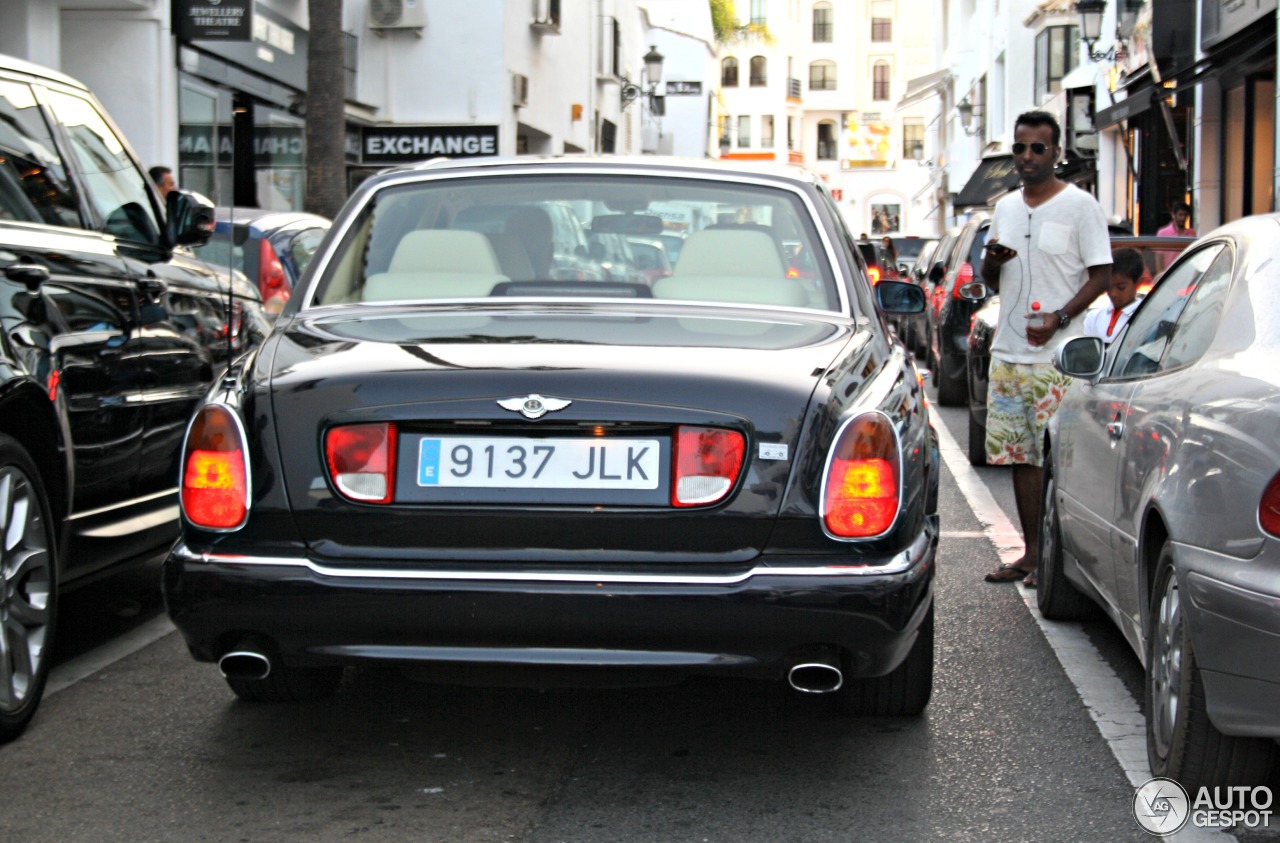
[985,242,1016,259]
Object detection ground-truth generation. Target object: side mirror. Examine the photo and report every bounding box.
[875,279,926,314]
[956,281,991,301]
[1054,336,1105,379]
[927,261,946,283]
[166,190,216,248]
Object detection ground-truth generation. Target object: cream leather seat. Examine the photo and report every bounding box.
[363,229,508,300]
[652,228,807,308]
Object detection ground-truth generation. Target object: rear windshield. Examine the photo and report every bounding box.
[310,174,842,313]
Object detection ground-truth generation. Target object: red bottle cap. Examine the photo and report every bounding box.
[1031,301,1041,311]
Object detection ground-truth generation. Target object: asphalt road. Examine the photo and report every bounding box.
[2,385,1276,843]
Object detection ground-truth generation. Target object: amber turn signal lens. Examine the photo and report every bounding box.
[181,405,248,529]
[822,413,900,538]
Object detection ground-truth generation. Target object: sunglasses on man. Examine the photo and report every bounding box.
[1012,142,1052,155]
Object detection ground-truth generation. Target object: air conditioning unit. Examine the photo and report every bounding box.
[369,0,426,30]
[531,0,562,33]
[512,74,530,108]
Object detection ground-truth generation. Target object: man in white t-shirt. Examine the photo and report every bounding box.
[979,111,1113,587]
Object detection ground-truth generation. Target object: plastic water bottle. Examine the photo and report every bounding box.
[1027,301,1047,348]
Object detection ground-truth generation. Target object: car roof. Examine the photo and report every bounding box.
[0,52,88,91]
[369,154,826,190]
[214,208,331,230]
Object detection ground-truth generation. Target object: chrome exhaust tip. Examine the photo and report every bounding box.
[218,651,272,681]
[787,657,844,694]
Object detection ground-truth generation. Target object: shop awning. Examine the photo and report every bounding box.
[1095,88,1156,128]
[953,155,1019,210]
[897,69,951,109]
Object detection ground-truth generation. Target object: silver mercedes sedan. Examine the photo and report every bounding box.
[1041,213,1280,791]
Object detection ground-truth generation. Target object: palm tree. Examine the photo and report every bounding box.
[305,0,347,218]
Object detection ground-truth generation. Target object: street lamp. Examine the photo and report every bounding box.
[956,96,982,136]
[621,45,664,110]
[1075,0,1115,62]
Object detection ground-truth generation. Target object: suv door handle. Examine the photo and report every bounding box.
[1107,421,1125,440]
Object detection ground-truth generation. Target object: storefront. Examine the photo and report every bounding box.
[174,2,309,210]
[1198,4,1276,223]
[1093,1,1198,234]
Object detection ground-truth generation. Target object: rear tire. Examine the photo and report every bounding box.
[1145,544,1276,789]
[0,434,58,744]
[834,603,933,716]
[934,349,967,406]
[966,411,988,467]
[226,664,343,703]
[1036,453,1092,620]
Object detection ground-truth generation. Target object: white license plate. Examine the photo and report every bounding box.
[417,436,662,490]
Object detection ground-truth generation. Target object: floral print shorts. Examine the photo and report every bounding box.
[985,360,1073,467]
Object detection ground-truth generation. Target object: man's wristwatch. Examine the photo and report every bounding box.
[1053,308,1071,329]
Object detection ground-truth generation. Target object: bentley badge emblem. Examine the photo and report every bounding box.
[497,394,571,420]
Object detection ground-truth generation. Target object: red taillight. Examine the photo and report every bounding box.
[1261,472,1280,536]
[822,413,900,538]
[952,262,974,297]
[325,423,397,504]
[868,265,882,285]
[258,238,289,296]
[181,405,248,529]
[672,426,745,507]
[786,267,800,278]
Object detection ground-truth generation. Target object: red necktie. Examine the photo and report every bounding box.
[1107,308,1123,336]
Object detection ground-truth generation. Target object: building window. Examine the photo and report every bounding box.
[722,57,739,87]
[750,56,768,87]
[871,17,892,41]
[872,61,890,100]
[903,118,924,159]
[1034,25,1078,103]
[738,116,752,147]
[750,0,767,26]
[809,60,837,91]
[761,115,775,148]
[719,116,732,150]
[611,18,621,78]
[787,116,795,150]
[813,2,833,42]
[816,120,838,160]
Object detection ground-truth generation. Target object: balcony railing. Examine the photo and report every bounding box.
[787,78,802,99]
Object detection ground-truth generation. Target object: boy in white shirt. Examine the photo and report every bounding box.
[1083,248,1143,344]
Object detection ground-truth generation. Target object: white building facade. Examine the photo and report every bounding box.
[713,0,942,237]
[927,0,1277,237]
[0,0,716,211]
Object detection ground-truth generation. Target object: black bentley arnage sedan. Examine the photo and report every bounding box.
[163,156,940,716]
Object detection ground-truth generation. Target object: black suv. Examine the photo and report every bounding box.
[0,54,269,741]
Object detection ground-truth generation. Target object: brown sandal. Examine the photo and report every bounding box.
[984,563,1032,583]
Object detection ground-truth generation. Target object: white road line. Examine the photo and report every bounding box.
[932,416,1231,842]
[44,614,176,698]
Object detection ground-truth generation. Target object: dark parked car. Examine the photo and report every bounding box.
[898,238,939,357]
[1041,214,1280,789]
[0,53,269,741]
[963,236,1192,466]
[925,213,990,406]
[163,157,939,718]
[192,208,331,317]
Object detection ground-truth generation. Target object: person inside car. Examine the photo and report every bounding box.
[1083,248,1142,345]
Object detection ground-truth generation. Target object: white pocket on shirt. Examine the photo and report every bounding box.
[1038,221,1073,255]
